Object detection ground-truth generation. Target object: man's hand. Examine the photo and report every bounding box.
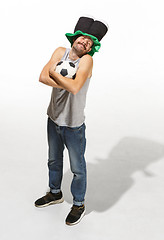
[49,62,59,79]
[49,62,59,76]
[49,68,59,80]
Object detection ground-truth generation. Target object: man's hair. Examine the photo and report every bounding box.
[73,34,82,42]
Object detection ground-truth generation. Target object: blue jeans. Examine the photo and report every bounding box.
[47,117,87,206]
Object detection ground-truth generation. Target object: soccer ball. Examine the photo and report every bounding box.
[55,60,77,79]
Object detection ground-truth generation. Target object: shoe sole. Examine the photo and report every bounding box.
[35,197,64,208]
[65,210,86,226]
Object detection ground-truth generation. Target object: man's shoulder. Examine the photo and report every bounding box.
[57,46,67,51]
[53,47,66,56]
[50,47,66,62]
[79,54,93,66]
[81,54,93,61]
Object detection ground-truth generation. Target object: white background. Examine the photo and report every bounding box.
[0,0,164,239]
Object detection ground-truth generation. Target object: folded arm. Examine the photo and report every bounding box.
[49,54,93,95]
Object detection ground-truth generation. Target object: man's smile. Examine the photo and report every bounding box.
[78,43,86,50]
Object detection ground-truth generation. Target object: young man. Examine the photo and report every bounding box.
[35,16,108,226]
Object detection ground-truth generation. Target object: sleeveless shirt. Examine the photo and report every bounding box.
[47,48,91,127]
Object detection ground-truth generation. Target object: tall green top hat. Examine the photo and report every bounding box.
[65,16,108,56]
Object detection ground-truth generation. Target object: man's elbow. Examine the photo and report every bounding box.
[39,75,46,84]
[71,81,83,95]
[72,90,77,95]
[71,86,80,95]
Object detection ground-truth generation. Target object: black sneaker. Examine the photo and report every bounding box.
[34,191,64,208]
[65,205,85,226]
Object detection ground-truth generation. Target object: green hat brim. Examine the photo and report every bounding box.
[65,30,101,56]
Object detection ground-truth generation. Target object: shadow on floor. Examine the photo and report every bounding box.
[62,137,164,215]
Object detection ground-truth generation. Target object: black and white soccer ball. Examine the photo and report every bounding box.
[55,60,77,79]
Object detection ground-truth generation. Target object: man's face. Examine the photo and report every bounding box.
[72,35,93,56]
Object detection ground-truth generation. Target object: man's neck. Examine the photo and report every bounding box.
[69,48,81,61]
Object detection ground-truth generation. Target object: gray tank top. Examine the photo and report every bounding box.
[47,48,91,127]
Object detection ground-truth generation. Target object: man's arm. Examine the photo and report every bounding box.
[39,47,66,89]
[49,54,93,95]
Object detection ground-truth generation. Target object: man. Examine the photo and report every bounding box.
[35,16,108,226]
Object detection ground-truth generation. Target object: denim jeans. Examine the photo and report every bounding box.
[47,117,87,206]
